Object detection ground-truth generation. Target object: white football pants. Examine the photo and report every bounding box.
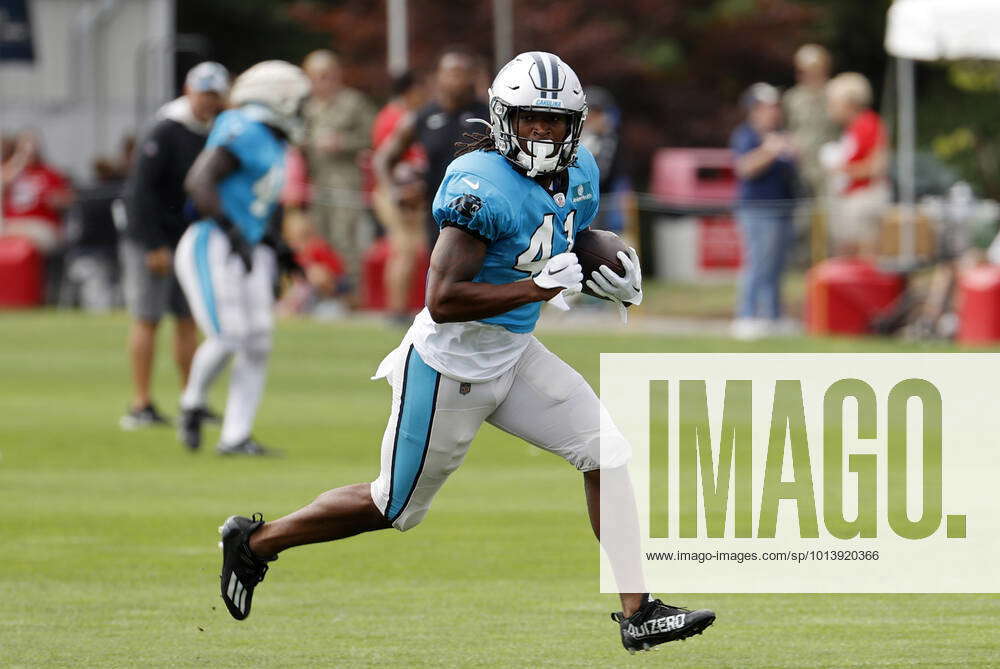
[174,222,276,446]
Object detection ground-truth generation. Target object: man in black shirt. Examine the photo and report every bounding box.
[119,62,229,430]
[374,50,489,247]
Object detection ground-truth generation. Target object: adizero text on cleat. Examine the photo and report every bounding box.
[218,514,275,620]
[611,596,715,652]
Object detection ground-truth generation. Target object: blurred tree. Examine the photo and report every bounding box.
[283,0,828,186]
[182,0,900,188]
[802,0,891,96]
[916,62,1000,200]
[176,0,329,78]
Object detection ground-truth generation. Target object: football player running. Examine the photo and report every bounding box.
[218,53,715,652]
[175,61,310,455]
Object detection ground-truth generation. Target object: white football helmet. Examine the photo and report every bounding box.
[487,52,588,176]
[229,60,312,143]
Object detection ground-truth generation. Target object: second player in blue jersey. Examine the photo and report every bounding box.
[174,61,310,456]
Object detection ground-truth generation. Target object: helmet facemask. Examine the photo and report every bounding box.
[489,95,587,177]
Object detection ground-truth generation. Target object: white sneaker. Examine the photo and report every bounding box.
[772,317,801,337]
[731,318,768,340]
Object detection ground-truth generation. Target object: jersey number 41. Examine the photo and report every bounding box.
[515,210,577,276]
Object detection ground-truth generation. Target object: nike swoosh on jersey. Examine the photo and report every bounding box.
[461,177,481,190]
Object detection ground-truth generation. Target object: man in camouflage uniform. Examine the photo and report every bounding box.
[783,44,839,261]
[302,50,375,297]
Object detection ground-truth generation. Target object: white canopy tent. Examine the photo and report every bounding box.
[884,0,1000,261]
[886,0,1000,61]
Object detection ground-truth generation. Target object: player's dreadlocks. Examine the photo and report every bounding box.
[454,131,498,158]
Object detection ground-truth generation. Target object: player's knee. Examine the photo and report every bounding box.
[570,428,631,472]
[391,507,427,532]
[212,333,243,354]
[243,331,272,363]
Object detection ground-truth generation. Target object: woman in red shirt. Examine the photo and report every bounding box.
[2,130,73,254]
[822,72,890,256]
[371,71,428,324]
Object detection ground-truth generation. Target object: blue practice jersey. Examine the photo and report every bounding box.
[202,107,287,244]
[431,145,601,333]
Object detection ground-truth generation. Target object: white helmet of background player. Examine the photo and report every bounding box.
[229,60,312,143]
[487,52,588,176]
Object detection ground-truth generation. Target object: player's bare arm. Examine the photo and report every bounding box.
[184,145,238,219]
[184,145,255,271]
[425,226,567,323]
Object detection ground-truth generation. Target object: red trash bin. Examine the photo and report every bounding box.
[806,257,904,335]
[0,236,44,307]
[361,237,429,312]
[649,148,737,208]
[698,215,742,271]
[957,265,1000,345]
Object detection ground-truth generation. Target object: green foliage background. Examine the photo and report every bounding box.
[175,0,996,194]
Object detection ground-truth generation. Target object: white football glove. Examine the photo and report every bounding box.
[534,252,583,311]
[585,247,643,323]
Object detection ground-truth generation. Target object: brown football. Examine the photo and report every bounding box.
[573,229,628,299]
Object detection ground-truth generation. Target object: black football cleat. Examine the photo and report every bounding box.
[178,406,214,451]
[219,514,275,620]
[611,596,716,653]
[216,437,281,457]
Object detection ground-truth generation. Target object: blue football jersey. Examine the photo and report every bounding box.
[431,145,601,333]
[202,107,287,244]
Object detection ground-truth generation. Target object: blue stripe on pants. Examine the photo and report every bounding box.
[386,346,441,522]
[194,223,221,334]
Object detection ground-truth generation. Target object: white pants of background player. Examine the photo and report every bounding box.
[174,222,276,446]
[370,336,631,531]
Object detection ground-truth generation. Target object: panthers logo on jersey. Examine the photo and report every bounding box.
[446,193,485,221]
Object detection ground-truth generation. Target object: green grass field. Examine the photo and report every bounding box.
[1,312,997,668]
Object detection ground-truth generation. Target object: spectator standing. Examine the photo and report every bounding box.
[119,61,229,430]
[62,158,126,311]
[372,70,429,323]
[822,72,890,257]
[302,50,376,298]
[374,49,489,248]
[580,86,630,233]
[783,45,838,201]
[1,129,73,255]
[372,71,427,165]
[731,83,799,340]
[784,45,839,262]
